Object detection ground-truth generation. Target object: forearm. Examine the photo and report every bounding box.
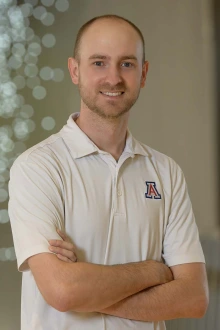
[98,277,208,321]
[64,260,171,312]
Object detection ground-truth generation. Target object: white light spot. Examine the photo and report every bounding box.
[0,69,10,84]
[0,136,14,153]
[41,12,54,26]
[24,53,38,65]
[24,64,39,77]
[7,6,24,29]
[24,0,39,6]
[13,75,26,90]
[16,94,25,107]
[0,0,14,7]
[26,119,36,133]
[39,66,53,80]
[0,209,9,224]
[0,82,17,97]
[0,126,13,139]
[25,27,35,41]
[0,248,7,262]
[0,188,8,202]
[33,86,47,100]
[20,104,34,118]
[20,3,34,17]
[0,33,11,51]
[7,55,23,69]
[1,170,10,181]
[0,159,7,173]
[11,27,26,42]
[26,76,41,89]
[41,0,55,6]
[52,68,64,82]
[42,33,56,48]
[5,247,16,261]
[31,35,41,44]
[13,119,29,139]
[33,6,47,20]
[0,175,6,188]
[41,116,56,130]
[12,43,26,57]
[55,0,69,12]
[28,42,42,56]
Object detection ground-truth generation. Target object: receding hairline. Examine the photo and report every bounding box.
[73,15,145,64]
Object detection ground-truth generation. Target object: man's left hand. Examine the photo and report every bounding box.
[48,228,78,263]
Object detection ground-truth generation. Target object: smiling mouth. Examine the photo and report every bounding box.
[100,91,124,97]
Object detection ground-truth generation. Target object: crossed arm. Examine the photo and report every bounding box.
[28,233,209,322]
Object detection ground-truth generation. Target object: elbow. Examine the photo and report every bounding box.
[54,282,81,313]
[190,293,209,319]
[196,295,209,318]
[44,282,72,313]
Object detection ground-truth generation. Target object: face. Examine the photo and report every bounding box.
[69,19,148,120]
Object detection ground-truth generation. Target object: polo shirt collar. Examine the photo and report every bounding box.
[60,112,149,159]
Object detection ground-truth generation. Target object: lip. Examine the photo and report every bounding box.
[100,91,124,98]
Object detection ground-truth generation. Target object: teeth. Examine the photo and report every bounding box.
[102,92,123,96]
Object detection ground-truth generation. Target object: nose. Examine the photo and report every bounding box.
[105,65,123,86]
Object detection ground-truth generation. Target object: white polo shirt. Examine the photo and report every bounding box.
[8,112,205,330]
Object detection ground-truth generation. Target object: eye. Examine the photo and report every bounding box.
[93,61,104,66]
[122,62,133,68]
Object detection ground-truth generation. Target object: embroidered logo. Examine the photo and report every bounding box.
[145,181,161,199]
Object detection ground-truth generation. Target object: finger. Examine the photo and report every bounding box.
[49,239,77,255]
[49,246,77,262]
[56,254,73,263]
[49,239,77,253]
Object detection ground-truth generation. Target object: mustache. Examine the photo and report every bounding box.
[99,84,126,91]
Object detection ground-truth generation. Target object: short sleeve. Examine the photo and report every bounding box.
[8,158,65,272]
[162,162,205,267]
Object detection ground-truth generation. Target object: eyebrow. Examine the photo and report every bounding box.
[88,54,138,61]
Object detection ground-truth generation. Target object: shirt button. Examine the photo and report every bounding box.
[117,189,122,196]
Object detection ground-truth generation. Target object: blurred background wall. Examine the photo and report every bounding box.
[0,0,219,329]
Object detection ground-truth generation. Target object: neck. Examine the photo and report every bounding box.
[75,108,130,162]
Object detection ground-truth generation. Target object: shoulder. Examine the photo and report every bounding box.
[9,132,68,185]
[136,139,182,175]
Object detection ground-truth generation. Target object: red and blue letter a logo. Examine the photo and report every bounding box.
[145,181,161,199]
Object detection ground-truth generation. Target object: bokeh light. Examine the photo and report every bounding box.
[40,66,53,80]
[41,116,56,130]
[52,68,64,82]
[41,12,55,26]
[42,33,56,48]
[41,0,55,7]
[32,86,47,99]
[0,188,8,203]
[0,210,9,224]
[55,0,69,12]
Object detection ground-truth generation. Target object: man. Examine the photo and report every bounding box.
[9,14,209,330]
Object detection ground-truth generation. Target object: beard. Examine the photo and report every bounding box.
[78,76,141,120]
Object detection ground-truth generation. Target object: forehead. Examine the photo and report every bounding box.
[80,19,143,61]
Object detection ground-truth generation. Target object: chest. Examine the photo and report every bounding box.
[62,155,170,264]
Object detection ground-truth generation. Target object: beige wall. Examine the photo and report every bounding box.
[0,0,218,329]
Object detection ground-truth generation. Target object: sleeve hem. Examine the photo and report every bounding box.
[163,254,206,267]
[17,244,53,272]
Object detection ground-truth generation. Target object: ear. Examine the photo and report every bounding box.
[140,61,149,88]
[68,57,79,85]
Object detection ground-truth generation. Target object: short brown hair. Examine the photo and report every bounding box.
[73,14,145,64]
